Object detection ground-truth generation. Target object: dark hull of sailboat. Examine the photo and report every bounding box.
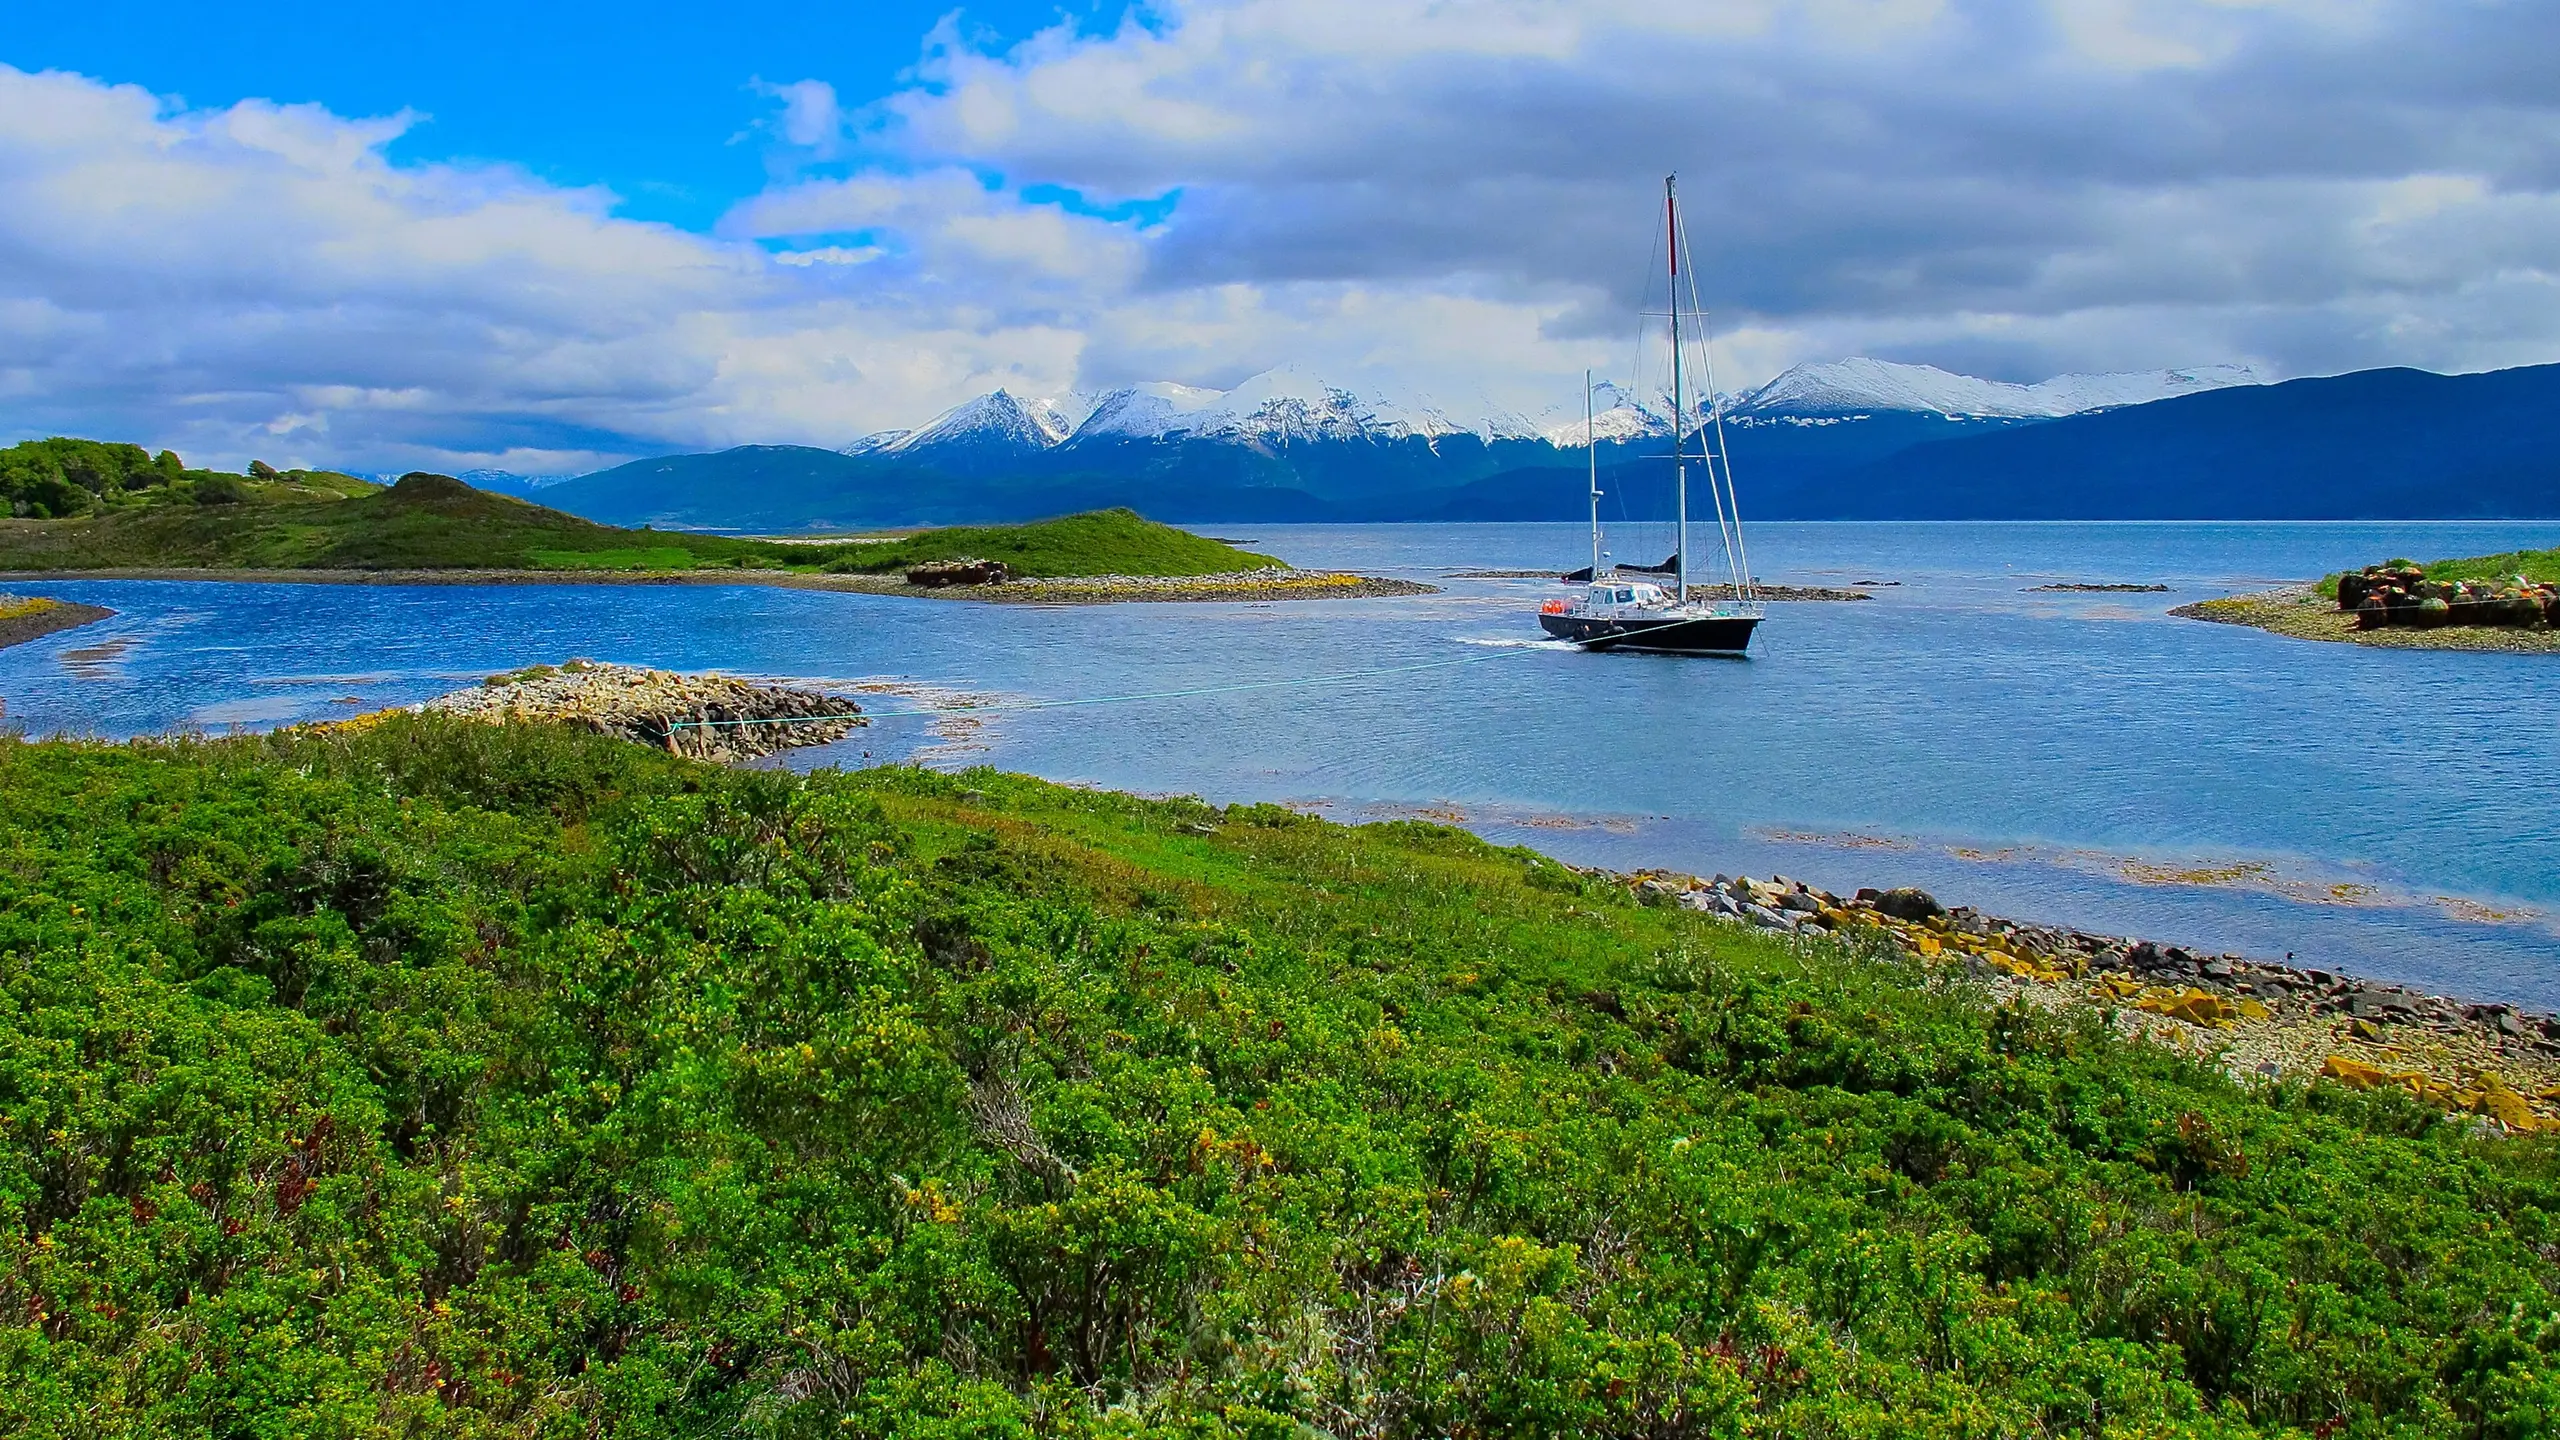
[1540,611,1760,654]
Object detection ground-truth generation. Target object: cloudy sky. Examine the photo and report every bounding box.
[2,0,2555,473]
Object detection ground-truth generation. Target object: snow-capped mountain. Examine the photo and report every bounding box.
[1067,364,1542,447]
[1072,380,1230,441]
[529,360,2550,530]
[853,366,1542,455]
[1534,380,1673,447]
[838,430,908,456]
[838,357,2263,459]
[874,389,1097,455]
[1734,358,2262,421]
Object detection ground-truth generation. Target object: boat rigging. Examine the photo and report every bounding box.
[1538,174,1763,656]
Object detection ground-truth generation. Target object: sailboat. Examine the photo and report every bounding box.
[1538,176,1764,655]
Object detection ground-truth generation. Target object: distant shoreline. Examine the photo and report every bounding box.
[0,566,1437,605]
[2174,583,2560,654]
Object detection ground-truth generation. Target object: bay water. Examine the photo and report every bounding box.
[4,520,2556,1004]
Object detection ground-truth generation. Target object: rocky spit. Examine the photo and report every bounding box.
[973,568,1438,604]
[1614,867,2560,1131]
[413,662,864,762]
[0,593,112,652]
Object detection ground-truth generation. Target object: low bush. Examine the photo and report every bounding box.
[1,719,2553,1436]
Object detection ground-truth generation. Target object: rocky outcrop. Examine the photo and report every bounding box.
[418,661,863,762]
[2337,561,2557,630]
[905,558,1012,587]
[1612,867,2560,1130]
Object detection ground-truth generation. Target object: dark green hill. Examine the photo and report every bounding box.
[0,469,1275,578]
[0,470,826,572]
[3,716,2555,1435]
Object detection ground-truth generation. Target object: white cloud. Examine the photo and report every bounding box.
[0,66,1102,471]
[749,78,849,158]
[870,0,2560,387]
[1,0,2557,473]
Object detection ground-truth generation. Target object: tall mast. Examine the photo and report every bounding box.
[1666,175,1688,604]
[1586,370,1602,578]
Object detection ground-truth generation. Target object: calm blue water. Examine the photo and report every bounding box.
[5,521,2557,1003]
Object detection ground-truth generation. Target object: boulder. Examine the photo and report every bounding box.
[906,558,1012,587]
[2321,1054,2393,1089]
[1874,887,1945,922]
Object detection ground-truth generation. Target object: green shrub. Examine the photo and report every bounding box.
[0,720,2551,1436]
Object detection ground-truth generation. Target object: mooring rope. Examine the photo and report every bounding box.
[663,645,1547,731]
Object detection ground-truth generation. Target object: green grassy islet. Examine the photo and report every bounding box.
[816,507,1280,578]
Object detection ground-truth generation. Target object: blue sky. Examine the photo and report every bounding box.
[1,1,2555,474]
[3,2,1126,230]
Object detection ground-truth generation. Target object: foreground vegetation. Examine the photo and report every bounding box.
[0,438,1273,578]
[3,718,2556,1437]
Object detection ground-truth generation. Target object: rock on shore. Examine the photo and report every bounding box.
[417,661,863,762]
[1616,867,2560,1130]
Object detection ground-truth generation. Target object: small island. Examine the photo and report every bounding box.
[2175,543,2560,653]
[0,438,1429,603]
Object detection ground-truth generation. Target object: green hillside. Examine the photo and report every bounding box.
[3,716,2554,1437]
[821,507,1279,577]
[0,452,1268,578]
[0,470,827,572]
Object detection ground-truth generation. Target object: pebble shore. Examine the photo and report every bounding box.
[949,568,1438,604]
[1615,866,2560,1130]
[2176,584,2560,654]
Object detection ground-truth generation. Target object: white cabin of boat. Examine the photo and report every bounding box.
[1544,579,1674,620]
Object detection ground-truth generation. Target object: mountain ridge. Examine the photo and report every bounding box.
[526,361,2558,528]
[849,355,2260,460]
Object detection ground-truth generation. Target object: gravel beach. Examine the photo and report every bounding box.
[1617,866,2560,1130]
[2176,584,2560,653]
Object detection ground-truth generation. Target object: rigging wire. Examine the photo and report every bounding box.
[1673,185,1757,604]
